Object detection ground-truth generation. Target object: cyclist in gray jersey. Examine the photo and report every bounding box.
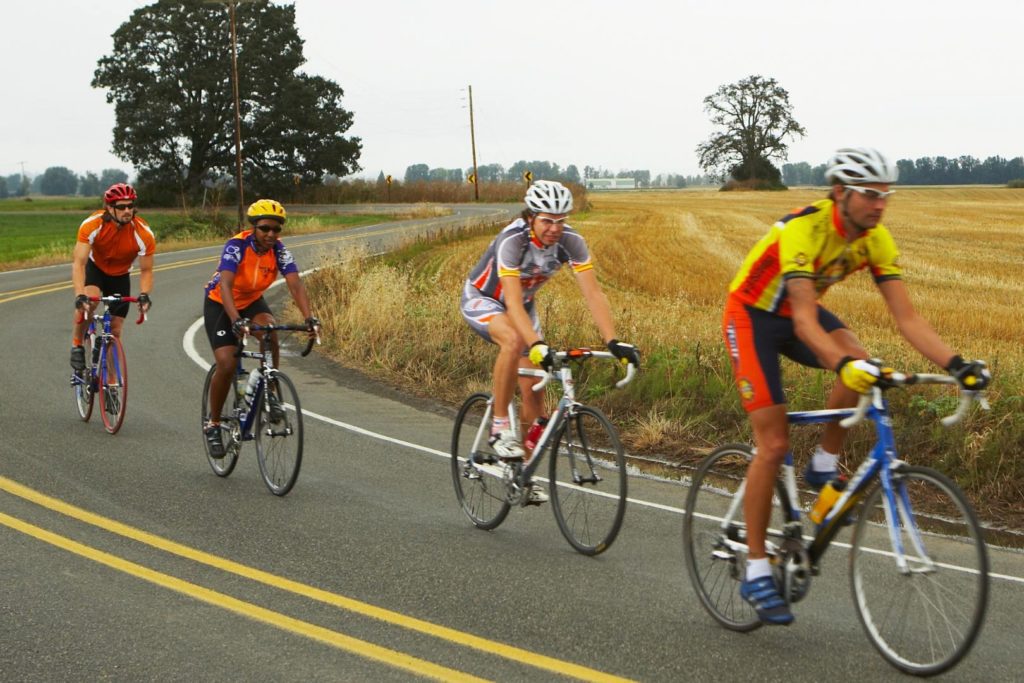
[461,181,640,502]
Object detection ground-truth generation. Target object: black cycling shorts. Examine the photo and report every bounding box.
[204,296,273,350]
[85,260,131,318]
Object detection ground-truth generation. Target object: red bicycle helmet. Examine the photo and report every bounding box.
[104,183,138,204]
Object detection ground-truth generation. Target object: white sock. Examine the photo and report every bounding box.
[746,557,772,581]
[812,445,838,472]
[491,417,510,435]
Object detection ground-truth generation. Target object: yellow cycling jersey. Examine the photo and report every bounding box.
[728,198,902,316]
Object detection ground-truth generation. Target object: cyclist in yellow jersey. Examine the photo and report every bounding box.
[722,147,991,625]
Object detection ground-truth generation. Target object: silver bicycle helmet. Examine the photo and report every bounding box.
[524,180,573,214]
[825,147,899,185]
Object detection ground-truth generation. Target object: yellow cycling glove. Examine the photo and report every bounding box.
[836,356,881,394]
[528,341,555,371]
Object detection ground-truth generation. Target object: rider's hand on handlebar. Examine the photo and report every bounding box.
[304,315,320,337]
[74,294,89,311]
[137,292,152,312]
[231,317,251,338]
[837,356,886,394]
[607,339,641,368]
[946,355,991,391]
[528,340,556,372]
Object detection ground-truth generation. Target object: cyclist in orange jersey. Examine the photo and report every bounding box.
[70,183,154,371]
[723,147,990,625]
[202,199,318,458]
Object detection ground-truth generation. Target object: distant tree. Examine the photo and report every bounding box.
[404,164,429,183]
[6,174,28,197]
[0,176,7,199]
[79,172,103,197]
[376,171,386,185]
[564,164,581,184]
[99,169,130,188]
[696,75,806,185]
[474,163,504,182]
[31,175,44,194]
[93,1,360,198]
[39,166,80,196]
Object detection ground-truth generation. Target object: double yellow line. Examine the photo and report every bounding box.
[0,476,632,682]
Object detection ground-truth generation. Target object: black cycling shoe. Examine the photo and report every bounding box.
[70,345,86,372]
[205,424,226,459]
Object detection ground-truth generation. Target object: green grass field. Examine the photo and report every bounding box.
[0,208,395,268]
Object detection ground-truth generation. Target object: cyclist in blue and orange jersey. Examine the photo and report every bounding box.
[202,199,318,458]
[723,147,991,625]
[461,180,640,503]
[70,183,155,371]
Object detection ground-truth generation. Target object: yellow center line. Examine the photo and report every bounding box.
[0,511,487,683]
[0,476,634,683]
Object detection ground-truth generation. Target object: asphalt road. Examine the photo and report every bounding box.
[1,205,1022,681]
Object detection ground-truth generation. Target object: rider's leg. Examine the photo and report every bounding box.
[745,404,790,562]
[487,314,526,424]
[208,344,237,424]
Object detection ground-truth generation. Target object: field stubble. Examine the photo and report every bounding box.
[305,187,1024,530]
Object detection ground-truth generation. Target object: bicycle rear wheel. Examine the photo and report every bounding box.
[548,405,627,556]
[683,443,791,631]
[201,365,241,477]
[255,372,302,496]
[450,393,511,530]
[99,336,127,434]
[73,335,95,421]
[850,465,988,676]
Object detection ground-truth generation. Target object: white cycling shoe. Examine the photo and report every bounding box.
[525,484,548,505]
[489,430,525,460]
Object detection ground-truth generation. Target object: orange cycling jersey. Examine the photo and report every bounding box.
[205,230,299,309]
[76,210,156,276]
[728,198,902,316]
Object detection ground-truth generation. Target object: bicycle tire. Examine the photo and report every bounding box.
[450,393,511,530]
[683,443,790,631]
[73,335,95,422]
[99,336,127,434]
[201,365,240,477]
[255,371,303,496]
[849,465,989,676]
[548,405,627,556]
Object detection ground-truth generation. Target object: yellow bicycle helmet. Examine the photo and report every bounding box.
[246,198,287,224]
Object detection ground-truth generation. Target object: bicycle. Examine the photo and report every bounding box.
[451,349,636,555]
[200,323,318,496]
[70,295,146,435]
[682,371,990,676]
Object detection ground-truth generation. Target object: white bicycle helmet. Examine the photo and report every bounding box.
[524,180,573,214]
[825,147,899,185]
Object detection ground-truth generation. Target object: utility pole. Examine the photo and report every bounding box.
[228,1,245,226]
[205,0,251,226]
[468,85,479,201]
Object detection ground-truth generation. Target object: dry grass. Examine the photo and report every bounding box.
[305,186,1024,528]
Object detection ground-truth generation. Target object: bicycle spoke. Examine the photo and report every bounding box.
[451,393,510,530]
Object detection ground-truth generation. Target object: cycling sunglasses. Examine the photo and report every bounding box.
[845,186,895,200]
[254,223,283,233]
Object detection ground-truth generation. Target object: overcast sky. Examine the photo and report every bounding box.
[5,0,1022,182]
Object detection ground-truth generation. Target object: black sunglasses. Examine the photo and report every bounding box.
[112,203,135,210]
[255,224,283,233]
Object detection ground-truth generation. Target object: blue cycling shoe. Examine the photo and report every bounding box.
[740,575,794,625]
[803,462,837,491]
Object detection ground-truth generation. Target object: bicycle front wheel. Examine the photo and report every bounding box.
[683,443,790,632]
[451,393,511,530]
[99,336,127,434]
[850,465,989,676]
[73,335,95,421]
[255,372,303,496]
[548,405,627,556]
[201,365,240,477]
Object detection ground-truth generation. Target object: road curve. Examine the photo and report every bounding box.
[1,204,1022,681]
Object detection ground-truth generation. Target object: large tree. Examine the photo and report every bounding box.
[696,75,805,185]
[93,0,360,197]
[40,167,79,196]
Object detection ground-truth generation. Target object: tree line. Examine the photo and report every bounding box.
[401,162,715,189]
[782,156,1024,186]
[0,168,130,199]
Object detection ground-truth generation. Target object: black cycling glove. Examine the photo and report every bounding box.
[946,355,991,391]
[607,339,641,367]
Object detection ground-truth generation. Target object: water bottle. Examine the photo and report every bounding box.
[243,368,261,406]
[524,416,549,451]
[234,370,249,400]
[809,476,847,525]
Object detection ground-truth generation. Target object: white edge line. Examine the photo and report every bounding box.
[183,275,1024,588]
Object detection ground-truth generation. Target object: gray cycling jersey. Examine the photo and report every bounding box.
[464,218,593,304]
